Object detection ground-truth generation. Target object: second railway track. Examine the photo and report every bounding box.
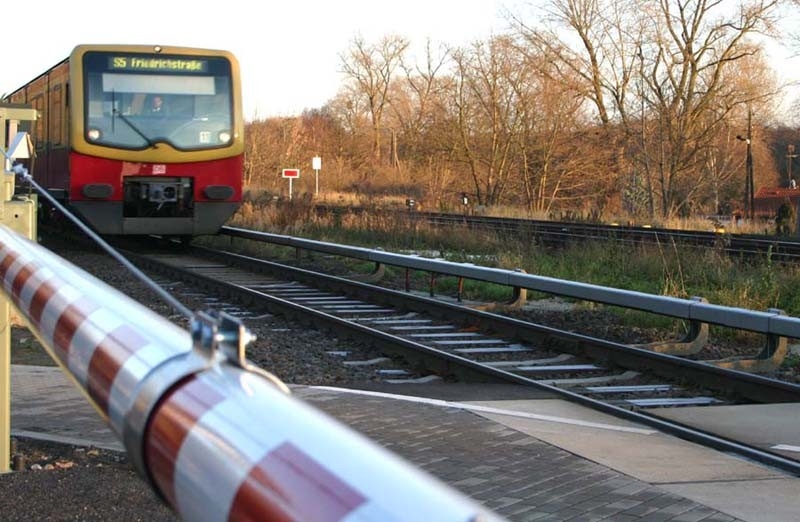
[101,239,800,476]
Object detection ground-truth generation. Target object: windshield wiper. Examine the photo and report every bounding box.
[112,109,159,149]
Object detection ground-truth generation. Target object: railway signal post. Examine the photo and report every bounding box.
[282,168,300,200]
[0,104,39,472]
[312,156,321,196]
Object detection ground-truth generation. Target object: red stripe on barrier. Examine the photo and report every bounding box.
[87,324,150,415]
[52,296,99,361]
[0,251,21,305]
[10,262,35,301]
[0,250,19,279]
[229,442,367,522]
[29,277,57,325]
[145,376,226,507]
[0,252,22,304]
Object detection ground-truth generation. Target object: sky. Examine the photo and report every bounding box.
[4,1,800,122]
[2,0,517,120]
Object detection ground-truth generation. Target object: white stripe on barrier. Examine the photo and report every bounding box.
[15,266,55,322]
[38,284,83,358]
[68,307,122,386]
[177,426,262,517]
[108,339,187,436]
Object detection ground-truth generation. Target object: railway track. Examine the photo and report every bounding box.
[111,241,800,476]
[313,206,800,262]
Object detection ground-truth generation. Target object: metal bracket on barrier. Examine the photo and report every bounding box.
[192,309,290,394]
[349,261,386,283]
[633,296,709,355]
[757,308,789,362]
[471,268,528,312]
[124,309,288,484]
[712,308,789,372]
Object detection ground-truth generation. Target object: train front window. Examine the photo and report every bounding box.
[83,52,234,150]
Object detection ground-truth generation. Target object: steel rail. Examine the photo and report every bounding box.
[169,245,800,405]
[311,206,800,260]
[220,225,800,340]
[131,244,800,477]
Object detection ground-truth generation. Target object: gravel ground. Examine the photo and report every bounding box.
[0,439,175,521]
[4,236,799,520]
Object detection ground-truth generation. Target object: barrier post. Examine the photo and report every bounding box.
[0,104,38,472]
[0,271,8,472]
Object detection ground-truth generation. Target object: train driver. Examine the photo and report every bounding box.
[148,95,167,115]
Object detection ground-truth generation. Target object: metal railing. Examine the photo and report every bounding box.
[0,225,502,521]
[221,225,799,342]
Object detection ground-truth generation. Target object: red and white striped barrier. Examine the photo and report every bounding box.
[0,226,503,521]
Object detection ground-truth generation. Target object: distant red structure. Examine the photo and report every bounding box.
[753,186,800,219]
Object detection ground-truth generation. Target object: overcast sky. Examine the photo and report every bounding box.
[2,0,518,119]
[4,0,799,122]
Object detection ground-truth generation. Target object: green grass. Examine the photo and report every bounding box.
[213,201,800,318]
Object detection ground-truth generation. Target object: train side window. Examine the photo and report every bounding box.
[51,85,63,146]
[32,94,45,147]
[65,82,70,147]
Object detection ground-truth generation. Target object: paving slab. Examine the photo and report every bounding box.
[10,366,785,521]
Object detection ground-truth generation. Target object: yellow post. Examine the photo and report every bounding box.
[0,287,8,472]
[0,104,38,472]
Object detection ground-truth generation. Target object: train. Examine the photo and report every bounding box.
[3,44,244,237]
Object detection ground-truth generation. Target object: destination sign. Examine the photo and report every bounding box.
[108,56,208,73]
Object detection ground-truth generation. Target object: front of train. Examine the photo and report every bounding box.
[69,44,244,236]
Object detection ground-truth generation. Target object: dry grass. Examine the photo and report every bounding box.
[223,195,798,317]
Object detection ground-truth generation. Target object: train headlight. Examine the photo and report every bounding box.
[87,128,102,141]
[218,130,232,144]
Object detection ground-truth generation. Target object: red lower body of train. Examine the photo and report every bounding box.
[51,151,243,236]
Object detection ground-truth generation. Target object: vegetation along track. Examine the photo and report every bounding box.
[108,240,800,475]
[314,207,800,262]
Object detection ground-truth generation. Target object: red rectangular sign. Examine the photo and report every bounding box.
[282,168,300,178]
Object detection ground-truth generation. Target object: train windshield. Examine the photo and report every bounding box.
[83,52,235,151]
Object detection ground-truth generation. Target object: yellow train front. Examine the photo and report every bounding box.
[6,44,244,236]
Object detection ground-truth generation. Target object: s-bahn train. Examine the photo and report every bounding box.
[3,44,244,236]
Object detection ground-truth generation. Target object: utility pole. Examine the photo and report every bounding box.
[737,107,755,220]
[747,108,754,220]
[787,144,797,187]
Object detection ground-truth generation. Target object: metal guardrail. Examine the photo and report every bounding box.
[0,225,502,521]
[221,226,799,341]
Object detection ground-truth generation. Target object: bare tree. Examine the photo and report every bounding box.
[513,0,645,127]
[339,35,410,167]
[512,0,645,215]
[513,0,781,218]
[450,37,530,206]
[380,40,459,202]
[388,40,453,166]
[324,87,374,175]
[641,0,780,217]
